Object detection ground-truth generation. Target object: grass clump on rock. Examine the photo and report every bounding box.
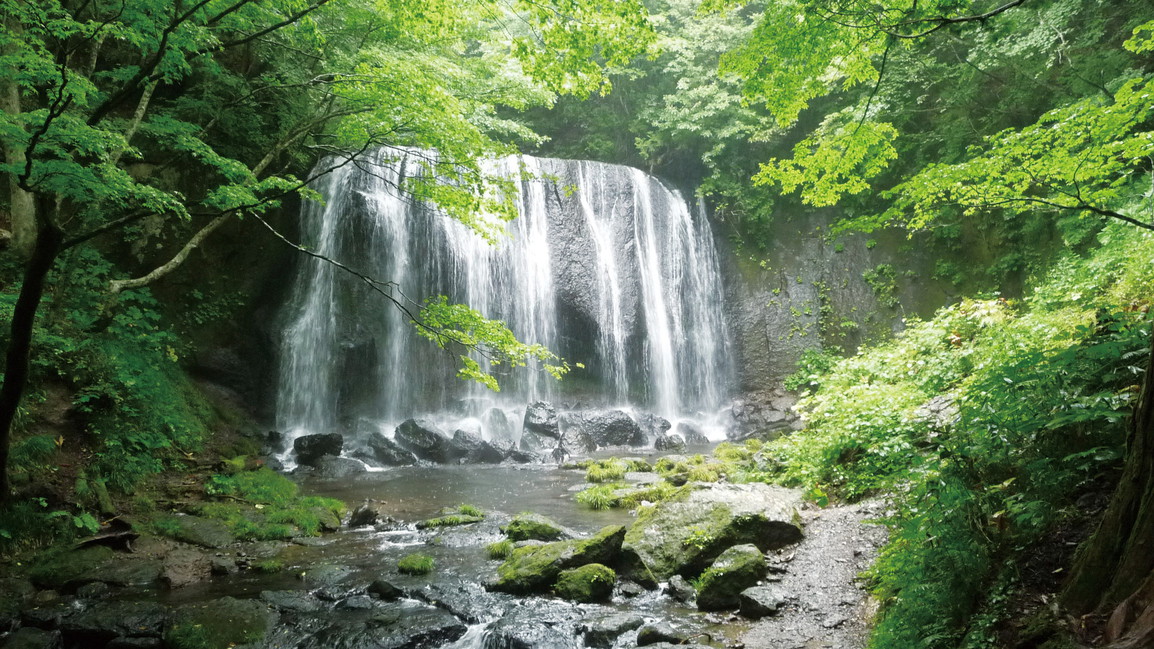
[486,539,515,559]
[553,563,616,603]
[398,553,435,575]
[585,459,627,483]
[416,505,486,529]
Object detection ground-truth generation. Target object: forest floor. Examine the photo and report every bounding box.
[737,499,887,649]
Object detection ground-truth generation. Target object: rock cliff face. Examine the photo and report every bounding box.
[717,211,947,390]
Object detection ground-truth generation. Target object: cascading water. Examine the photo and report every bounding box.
[276,148,733,449]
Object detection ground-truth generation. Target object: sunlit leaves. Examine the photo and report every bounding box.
[755,110,898,206]
[415,296,572,391]
[511,0,658,98]
[883,75,1154,230]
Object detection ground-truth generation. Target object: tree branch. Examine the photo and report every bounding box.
[108,214,229,294]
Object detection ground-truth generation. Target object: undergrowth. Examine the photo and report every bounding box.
[766,224,1154,648]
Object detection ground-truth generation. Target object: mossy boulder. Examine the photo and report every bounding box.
[502,512,572,542]
[490,525,625,594]
[165,596,276,649]
[168,515,235,548]
[554,563,616,603]
[695,544,766,611]
[27,546,114,591]
[619,483,802,585]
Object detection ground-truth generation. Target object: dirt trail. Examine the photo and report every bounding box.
[737,500,888,649]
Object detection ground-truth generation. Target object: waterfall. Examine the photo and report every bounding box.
[276,149,733,444]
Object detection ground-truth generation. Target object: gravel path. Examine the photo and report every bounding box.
[736,500,888,649]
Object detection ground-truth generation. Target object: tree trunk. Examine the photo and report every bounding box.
[0,16,36,259]
[1063,326,1154,635]
[0,200,62,504]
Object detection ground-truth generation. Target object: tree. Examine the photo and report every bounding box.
[0,0,655,502]
[720,0,1154,640]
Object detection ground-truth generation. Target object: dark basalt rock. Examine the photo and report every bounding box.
[739,585,789,618]
[294,433,344,466]
[451,429,505,464]
[366,580,404,601]
[583,410,645,447]
[579,612,644,648]
[523,401,560,438]
[676,422,710,446]
[503,448,541,464]
[394,419,462,464]
[665,575,696,604]
[638,414,672,442]
[485,601,582,649]
[166,597,276,649]
[636,622,687,646]
[654,433,686,452]
[261,590,322,613]
[349,503,379,527]
[311,455,367,479]
[3,628,61,649]
[366,432,417,466]
[483,408,516,448]
[295,606,467,649]
[61,601,168,644]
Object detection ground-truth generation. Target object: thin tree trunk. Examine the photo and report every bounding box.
[1,16,36,259]
[0,199,63,504]
[1063,326,1154,624]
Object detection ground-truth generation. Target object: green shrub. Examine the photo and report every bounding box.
[760,225,1154,648]
[398,553,435,575]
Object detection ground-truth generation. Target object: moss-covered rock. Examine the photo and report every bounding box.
[502,512,572,542]
[167,515,236,548]
[165,596,276,649]
[619,483,801,586]
[490,525,625,594]
[27,546,114,591]
[695,544,766,611]
[553,563,616,603]
[416,514,485,529]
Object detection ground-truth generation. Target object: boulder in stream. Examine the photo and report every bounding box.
[587,410,646,447]
[523,401,560,437]
[638,413,672,442]
[366,433,418,466]
[553,563,616,603]
[619,482,802,586]
[166,597,276,648]
[501,512,574,542]
[488,525,625,594]
[293,433,344,466]
[394,419,462,464]
[654,433,686,452]
[695,543,766,610]
[451,429,505,464]
[676,422,710,446]
[579,612,644,648]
